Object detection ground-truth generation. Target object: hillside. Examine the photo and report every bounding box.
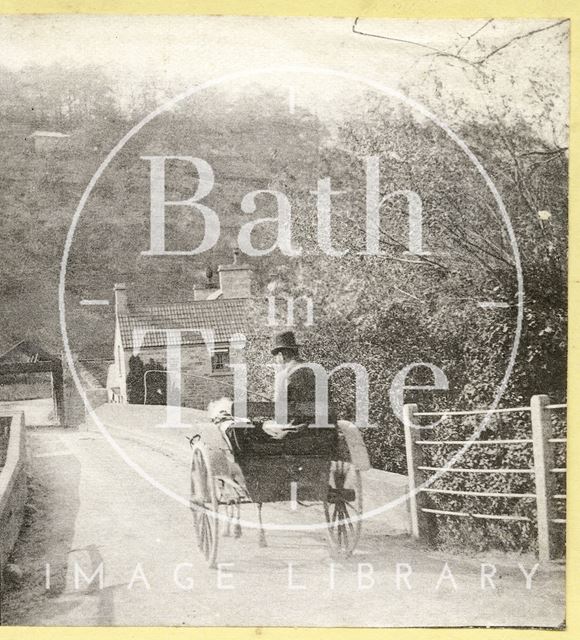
[0,68,327,358]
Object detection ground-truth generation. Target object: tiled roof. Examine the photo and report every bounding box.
[118,299,249,350]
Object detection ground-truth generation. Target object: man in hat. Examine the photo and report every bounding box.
[263,330,317,439]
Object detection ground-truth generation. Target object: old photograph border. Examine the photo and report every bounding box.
[0,0,576,639]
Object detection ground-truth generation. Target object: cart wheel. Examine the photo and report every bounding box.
[324,461,362,558]
[190,443,219,568]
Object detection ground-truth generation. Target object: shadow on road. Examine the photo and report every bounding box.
[2,432,81,625]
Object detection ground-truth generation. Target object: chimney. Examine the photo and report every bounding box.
[114,283,128,315]
[218,250,252,299]
[193,266,219,301]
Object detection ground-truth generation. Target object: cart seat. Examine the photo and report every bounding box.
[229,401,339,459]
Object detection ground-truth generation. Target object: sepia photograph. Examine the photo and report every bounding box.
[0,12,569,629]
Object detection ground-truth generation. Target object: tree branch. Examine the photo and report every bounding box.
[393,285,426,304]
[475,19,568,65]
[456,19,494,55]
[352,17,483,72]
[352,17,568,74]
[442,194,515,267]
[352,17,442,53]
[351,219,450,272]
[518,148,568,158]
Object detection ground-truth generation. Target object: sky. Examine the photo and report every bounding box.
[0,16,565,83]
[0,16,569,141]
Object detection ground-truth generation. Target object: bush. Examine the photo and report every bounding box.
[126,356,167,405]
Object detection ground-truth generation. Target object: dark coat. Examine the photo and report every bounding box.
[275,360,317,422]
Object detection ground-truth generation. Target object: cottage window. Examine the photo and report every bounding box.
[211,348,230,373]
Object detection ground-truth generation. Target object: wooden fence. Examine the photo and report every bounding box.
[403,395,566,562]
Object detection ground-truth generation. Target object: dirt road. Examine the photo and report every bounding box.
[3,418,565,627]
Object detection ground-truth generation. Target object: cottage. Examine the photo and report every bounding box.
[107,254,251,409]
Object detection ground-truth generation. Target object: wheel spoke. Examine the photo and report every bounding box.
[202,513,208,548]
[208,513,214,550]
[342,501,357,532]
[324,464,362,556]
[337,503,350,545]
[199,514,205,552]
[204,519,210,558]
[340,521,349,547]
[205,516,212,558]
[204,517,210,557]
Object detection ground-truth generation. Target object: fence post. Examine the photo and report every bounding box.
[403,403,425,540]
[52,363,66,428]
[531,394,555,562]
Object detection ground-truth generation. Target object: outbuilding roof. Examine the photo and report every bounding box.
[118,299,249,350]
[30,130,70,138]
[0,339,57,364]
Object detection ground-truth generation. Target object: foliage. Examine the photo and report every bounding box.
[126,356,167,405]
[0,49,567,555]
[247,69,567,553]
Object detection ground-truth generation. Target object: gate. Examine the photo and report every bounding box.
[403,395,566,562]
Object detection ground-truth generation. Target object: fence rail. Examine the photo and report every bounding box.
[403,394,566,562]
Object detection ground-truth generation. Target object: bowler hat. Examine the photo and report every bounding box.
[271,330,300,355]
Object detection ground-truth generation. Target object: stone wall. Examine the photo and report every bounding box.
[126,344,240,411]
[0,412,27,570]
[63,361,109,428]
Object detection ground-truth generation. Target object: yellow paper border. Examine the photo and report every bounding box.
[0,1,576,639]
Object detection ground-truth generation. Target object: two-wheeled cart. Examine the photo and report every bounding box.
[189,403,370,567]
